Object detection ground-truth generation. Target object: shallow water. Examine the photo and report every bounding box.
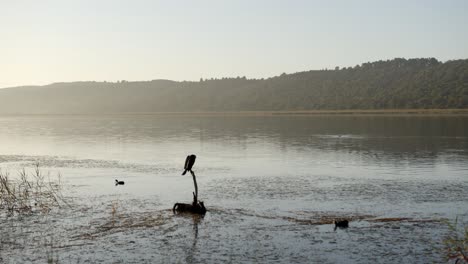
[0,115,467,263]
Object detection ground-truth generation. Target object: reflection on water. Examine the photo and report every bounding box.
[183,214,202,264]
[0,115,467,263]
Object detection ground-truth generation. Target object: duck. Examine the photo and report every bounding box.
[334,219,349,231]
[115,179,125,185]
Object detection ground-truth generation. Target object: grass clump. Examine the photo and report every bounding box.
[444,218,468,263]
[0,164,66,215]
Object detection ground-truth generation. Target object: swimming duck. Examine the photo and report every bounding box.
[115,179,125,185]
[334,219,349,231]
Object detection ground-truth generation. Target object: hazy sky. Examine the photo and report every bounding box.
[1,0,467,88]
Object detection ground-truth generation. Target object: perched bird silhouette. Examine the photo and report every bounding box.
[182,154,196,175]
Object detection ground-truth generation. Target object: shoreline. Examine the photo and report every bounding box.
[1,108,468,117]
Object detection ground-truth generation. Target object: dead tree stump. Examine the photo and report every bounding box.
[173,155,207,215]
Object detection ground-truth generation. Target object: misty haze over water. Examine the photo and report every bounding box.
[1,58,468,114]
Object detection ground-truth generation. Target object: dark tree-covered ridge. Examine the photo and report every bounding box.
[0,58,467,114]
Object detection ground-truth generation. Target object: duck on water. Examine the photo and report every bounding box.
[115,179,125,186]
[334,220,349,231]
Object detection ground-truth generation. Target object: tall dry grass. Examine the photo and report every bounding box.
[444,218,468,263]
[0,164,67,215]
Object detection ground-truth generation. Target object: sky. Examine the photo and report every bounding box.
[1,0,467,88]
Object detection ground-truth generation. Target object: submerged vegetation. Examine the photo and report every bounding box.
[0,165,463,263]
[0,160,465,263]
[0,164,67,215]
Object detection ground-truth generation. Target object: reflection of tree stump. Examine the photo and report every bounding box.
[173,155,207,215]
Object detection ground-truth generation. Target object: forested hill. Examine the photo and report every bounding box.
[1,58,467,114]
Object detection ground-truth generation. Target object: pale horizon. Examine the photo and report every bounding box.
[1,0,467,88]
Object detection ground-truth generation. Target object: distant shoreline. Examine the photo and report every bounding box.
[1,109,468,117]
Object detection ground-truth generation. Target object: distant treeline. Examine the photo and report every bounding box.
[1,58,467,114]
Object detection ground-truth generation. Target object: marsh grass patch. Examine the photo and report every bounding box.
[443,218,468,263]
[0,164,68,216]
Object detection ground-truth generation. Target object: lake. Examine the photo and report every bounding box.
[1,114,467,263]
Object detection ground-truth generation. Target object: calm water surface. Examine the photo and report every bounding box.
[0,115,467,263]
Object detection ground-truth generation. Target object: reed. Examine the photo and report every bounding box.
[0,164,67,215]
[443,218,468,263]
